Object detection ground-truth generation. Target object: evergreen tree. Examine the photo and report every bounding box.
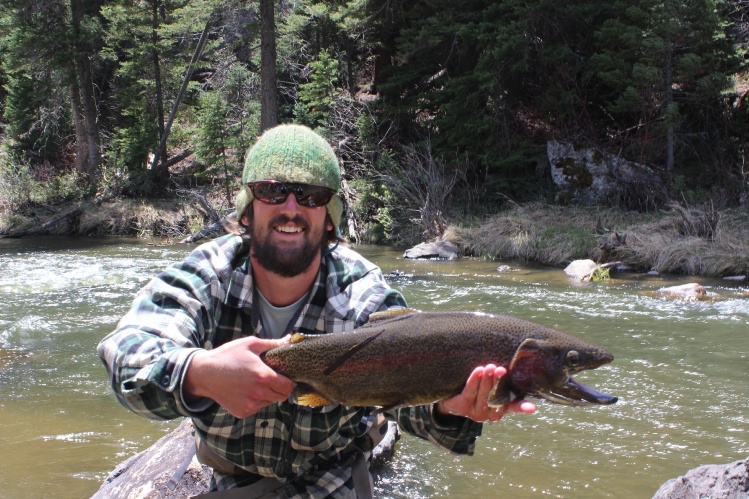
[589,0,741,171]
[0,0,104,184]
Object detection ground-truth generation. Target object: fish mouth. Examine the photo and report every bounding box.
[534,377,618,406]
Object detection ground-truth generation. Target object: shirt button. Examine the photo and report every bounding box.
[161,375,170,386]
[260,421,269,428]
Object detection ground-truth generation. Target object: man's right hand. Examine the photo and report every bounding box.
[183,336,295,418]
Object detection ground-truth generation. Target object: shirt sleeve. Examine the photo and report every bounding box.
[97,255,221,421]
[391,403,483,455]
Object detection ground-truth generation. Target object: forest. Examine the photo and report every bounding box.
[0,0,748,248]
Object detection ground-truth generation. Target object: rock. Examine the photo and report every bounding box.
[93,419,401,498]
[657,283,707,298]
[403,241,459,260]
[548,140,664,206]
[724,275,747,282]
[564,259,598,280]
[92,419,210,498]
[652,456,749,499]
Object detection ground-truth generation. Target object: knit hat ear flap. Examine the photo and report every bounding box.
[236,124,343,231]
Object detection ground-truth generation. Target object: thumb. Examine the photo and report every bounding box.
[248,334,292,355]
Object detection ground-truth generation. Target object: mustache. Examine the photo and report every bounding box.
[269,214,310,231]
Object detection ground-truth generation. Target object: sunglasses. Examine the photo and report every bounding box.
[247,181,336,208]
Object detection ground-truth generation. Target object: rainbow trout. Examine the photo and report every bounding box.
[261,309,617,411]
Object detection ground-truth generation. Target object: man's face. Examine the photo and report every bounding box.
[243,192,333,278]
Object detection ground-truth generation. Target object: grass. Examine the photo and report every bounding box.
[447,203,749,277]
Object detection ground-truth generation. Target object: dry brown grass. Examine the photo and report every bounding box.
[450,203,749,276]
[77,199,207,239]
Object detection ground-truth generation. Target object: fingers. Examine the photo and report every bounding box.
[457,364,535,423]
[247,334,291,355]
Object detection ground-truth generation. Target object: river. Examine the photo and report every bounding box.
[0,236,746,498]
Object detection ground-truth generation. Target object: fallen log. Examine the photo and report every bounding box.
[180,211,240,244]
[3,193,117,238]
[93,418,401,498]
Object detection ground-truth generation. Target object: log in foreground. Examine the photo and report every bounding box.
[92,418,400,498]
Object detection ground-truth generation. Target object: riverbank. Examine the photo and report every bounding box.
[2,196,748,278]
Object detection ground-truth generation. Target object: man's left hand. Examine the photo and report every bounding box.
[435,364,536,423]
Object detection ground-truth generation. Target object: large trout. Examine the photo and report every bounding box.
[261,309,617,411]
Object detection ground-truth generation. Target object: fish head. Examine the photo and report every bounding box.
[500,336,617,406]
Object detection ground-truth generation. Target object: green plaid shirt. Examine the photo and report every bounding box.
[98,234,482,497]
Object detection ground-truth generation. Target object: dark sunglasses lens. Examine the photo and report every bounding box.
[253,183,287,204]
[296,186,334,207]
[251,182,334,207]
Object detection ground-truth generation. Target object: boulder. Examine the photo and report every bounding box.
[652,456,749,499]
[564,259,598,280]
[657,283,707,298]
[548,140,663,206]
[403,240,459,260]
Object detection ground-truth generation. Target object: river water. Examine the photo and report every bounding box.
[0,236,747,498]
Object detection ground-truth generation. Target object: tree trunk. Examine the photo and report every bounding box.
[68,77,88,175]
[664,37,674,172]
[70,0,101,186]
[151,0,167,163]
[260,0,278,132]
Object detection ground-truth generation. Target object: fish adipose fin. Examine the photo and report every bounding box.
[323,329,387,375]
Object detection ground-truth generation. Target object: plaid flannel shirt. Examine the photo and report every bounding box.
[98,234,483,497]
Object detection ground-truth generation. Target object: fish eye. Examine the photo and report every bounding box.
[566,350,581,366]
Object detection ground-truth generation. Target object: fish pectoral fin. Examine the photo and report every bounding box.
[488,376,518,407]
[323,329,387,375]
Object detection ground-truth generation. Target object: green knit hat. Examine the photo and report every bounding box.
[235,124,343,232]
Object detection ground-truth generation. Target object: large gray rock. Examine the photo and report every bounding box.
[403,240,459,260]
[652,456,749,499]
[548,140,663,205]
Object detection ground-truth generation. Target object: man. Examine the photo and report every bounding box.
[98,124,535,498]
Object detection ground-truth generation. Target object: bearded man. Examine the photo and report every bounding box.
[98,124,534,498]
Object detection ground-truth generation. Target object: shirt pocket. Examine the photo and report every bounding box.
[290,404,344,452]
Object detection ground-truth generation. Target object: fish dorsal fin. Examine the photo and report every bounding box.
[365,308,419,324]
[323,329,387,375]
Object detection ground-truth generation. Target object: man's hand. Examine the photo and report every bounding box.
[435,364,536,423]
[183,336,295,418]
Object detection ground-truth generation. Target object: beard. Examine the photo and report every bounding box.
[249,214,329,278]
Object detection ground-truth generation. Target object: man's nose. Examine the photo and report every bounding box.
[280,192,300,210]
